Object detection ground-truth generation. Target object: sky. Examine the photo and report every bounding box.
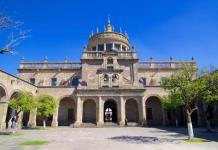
[0,0,218,74]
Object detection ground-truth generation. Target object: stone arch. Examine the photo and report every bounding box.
[58,97,76,126]
[82,99,96,123]
[125,99,139,122]
[5,91,26,128]
[145,96,163,126]
[104,100,118,123]
[0,84,7,102]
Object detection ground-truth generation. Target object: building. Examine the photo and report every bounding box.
[0,20,198,129]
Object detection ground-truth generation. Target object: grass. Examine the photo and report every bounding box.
[0,133,23,136]
[183,138,210,143]
[19,140,49,146]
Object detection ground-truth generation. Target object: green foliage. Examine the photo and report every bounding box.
[9,91,35,113]
[182,138,210,142]
[36,95,57,118]
[19,140,49,145]
[163,90,184,110]
[200,70,218,104]
[160,65,205,110]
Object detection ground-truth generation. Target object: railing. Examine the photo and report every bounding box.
[19,62,81,69]
[138,61,195,69]
[82,51,137,59]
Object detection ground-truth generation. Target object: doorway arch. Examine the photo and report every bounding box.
[58,97,76,126]
[104,100,117,123]
[125,99,139,122]
[146,96,163,126]
[83,99,96,123]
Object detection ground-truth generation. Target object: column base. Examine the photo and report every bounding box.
[51,121,58,127]
[73,121,82,128]
[119,121,125,127]
[28,121,36,128]
[97,121,104,127]
[0,122,6,130]
[140,120,147,126]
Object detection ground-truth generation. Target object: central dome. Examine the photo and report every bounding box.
[87,20,130,52]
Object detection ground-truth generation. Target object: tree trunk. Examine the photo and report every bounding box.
[186,109,194,139]
[43,119,46,129]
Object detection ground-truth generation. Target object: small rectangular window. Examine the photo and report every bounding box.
[30,78,35,85]
[122,46,127,51]
[98,44,104,51]
[114,44,121,51]
[106,43,113,51]
[51,78,57,87]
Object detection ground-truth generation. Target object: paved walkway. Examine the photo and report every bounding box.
[0,127,218,150]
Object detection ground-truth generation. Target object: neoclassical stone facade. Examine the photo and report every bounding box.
[0,20,200,129]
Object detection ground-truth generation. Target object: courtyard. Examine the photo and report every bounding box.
[0,127,218,150]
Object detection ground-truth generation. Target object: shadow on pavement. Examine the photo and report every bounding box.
[149,127,218,142]
[108,136,175,144]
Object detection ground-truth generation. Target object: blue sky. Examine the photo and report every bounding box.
[0,0,218,74]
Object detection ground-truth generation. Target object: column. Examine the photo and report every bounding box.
[0,102,8,129]
[51,104,59,127]
[97,96,104,127]
[139,96,146,126]
[16,112,23,129]
[118,96,125,126]
[28,108,37,128]
[74,96,83,127]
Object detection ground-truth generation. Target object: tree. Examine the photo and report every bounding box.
[160,65,205,139]
[200,70,218,132]
[36,95,57,128]
[9,91,35,130]
[0,14,30,54]
[163,90,184,127]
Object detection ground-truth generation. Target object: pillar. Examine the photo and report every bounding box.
[0,102,8,129]
[118,96,125,126]
[51,104,59,127]
[28,108,37,128]
[139,96,146,126]
[74,96,83,127]
[97,96,104,127]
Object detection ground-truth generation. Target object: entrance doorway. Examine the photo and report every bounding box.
[104,100,117,123]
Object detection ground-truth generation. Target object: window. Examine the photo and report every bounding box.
[146,108,152,120]
[51,78,57,87]
[107,58,113,64]
[92,46,96,51]
[71,77,79,87]
[114,44,121,51]
[106,43,113,51]
[30,78,35,85]
[98,44,104,51]
[122,46,127,51]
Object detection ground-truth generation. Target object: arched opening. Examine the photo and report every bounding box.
[58,97,76,126]
[0,86,6,101]
[82,99,96,123]
[5,92,29,128]
[104,100,117,123]
[125,99,139,122]
[146,96,163,126]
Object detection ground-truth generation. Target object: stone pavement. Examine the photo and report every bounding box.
[0,127,217,150]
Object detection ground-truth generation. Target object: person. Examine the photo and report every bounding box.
[11,116,16,129]
[125,118,128,127]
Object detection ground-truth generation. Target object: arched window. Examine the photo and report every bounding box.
[103,74,109,82]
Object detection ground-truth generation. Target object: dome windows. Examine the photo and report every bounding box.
[91,43,128,52]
